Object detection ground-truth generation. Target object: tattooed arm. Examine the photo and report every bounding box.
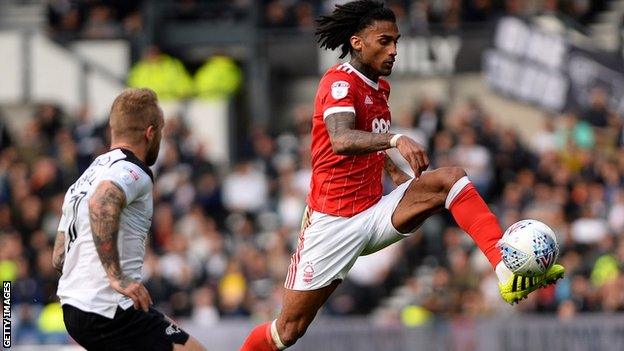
[89,180,152,311]
[52,231,65,274]
[325,112,394,155]
[384,153,412,186]
[89,181,126,283]
[325,112,430,177]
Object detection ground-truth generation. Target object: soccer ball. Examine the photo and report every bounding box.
[499,219,559,277]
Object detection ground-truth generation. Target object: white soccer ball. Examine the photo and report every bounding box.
[499,219,559,277]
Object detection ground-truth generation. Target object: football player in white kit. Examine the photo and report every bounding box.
[53,88,206,351]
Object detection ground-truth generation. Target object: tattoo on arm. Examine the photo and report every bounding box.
[89,181,131,287]
[325,112,393,155]
[52,231,65,273]
[384,154,412,185]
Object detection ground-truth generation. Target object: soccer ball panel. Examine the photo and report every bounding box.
[499,219,559,276]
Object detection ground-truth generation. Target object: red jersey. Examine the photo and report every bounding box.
[307,62,392,217]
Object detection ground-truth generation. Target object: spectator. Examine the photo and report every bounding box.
[46,1,82,42]
[570,206,609,245]
[463,0,496,23]
[191,286,220,327]
[265,0,295,28]
[556,112,595,150]
[452,128,493,196]
[194,55,243,100]
[222,161,268,214]
[531,117,558,154]
[294,2,315,31]
[582,87,611,128]
[127,46,193,100]
[413,97,445,149]
[0,111,12,150]
[82,5,122,39]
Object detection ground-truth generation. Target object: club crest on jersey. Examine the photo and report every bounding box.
[303,261,315,283]
[331,81,349,100]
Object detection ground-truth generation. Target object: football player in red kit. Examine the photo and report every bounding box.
[240,1,564,350]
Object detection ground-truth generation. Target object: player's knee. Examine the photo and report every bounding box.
[437,167,467,195]
[279,319,309,346]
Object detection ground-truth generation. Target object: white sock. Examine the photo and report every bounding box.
[495,261,513,283]
[444,176,471,209]
[270,319,287,350]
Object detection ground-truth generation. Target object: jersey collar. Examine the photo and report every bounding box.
[344,62,379,90]
[111,148,155,183]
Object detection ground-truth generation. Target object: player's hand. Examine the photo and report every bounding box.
[395,135,429,179]
[110,276,153,312]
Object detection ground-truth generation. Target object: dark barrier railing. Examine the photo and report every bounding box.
[178,314,624,351]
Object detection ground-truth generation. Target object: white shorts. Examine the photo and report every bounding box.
[285,179,414,290]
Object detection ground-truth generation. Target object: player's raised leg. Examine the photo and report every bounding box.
[392,167,502,265]
[390,166,564,304]
[240,281,340,350]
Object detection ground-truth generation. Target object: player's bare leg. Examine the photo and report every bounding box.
[162,314,207,351]
[391,167,465,231]
[174,336,207,351]
[239,280,340,350]
[393,166,505,268]
[276,280,341,346]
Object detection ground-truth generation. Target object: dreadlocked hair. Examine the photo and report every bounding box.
[316,0,396,59]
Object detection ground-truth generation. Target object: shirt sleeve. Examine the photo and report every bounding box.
[319,72,357,120]
[57,213,69,233]
[99,160,151,204]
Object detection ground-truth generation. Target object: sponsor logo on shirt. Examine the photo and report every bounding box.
[365,95,373,105]
[120,167,140,184]
[129,169,140,180]
[371,118,390,134]
[331,81,349,100]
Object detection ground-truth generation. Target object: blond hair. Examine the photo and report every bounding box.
[109,88,162,142]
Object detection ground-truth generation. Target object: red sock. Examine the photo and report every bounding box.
[447,178,502,268]
[240,322,279,351]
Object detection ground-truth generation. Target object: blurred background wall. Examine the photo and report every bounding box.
[1,1,624,350]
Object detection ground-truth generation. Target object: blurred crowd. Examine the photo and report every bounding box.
[46,0,606,39]
[1,83,624,343]
[47,0,143,41]
[264,0,604,33]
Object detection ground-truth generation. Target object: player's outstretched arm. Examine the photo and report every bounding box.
[383,153,411,185]
[52,231,65,273]
[89,180,152,312]
[326,112,429,177]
